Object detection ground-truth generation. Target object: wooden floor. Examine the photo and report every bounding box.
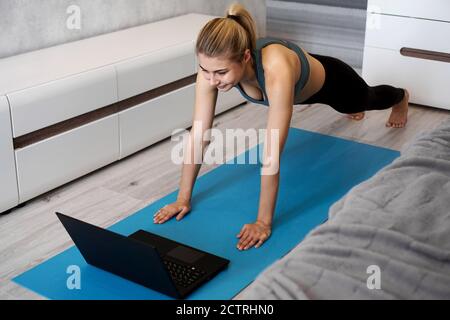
[1,100,449,300]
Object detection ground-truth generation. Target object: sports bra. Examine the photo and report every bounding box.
[234,37,310,106]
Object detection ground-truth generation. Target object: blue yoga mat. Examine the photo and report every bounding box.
[13,128,399,300]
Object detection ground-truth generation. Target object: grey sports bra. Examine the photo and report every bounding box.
[235,37,310,106]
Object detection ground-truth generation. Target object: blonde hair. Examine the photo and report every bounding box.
[195,2,258,62]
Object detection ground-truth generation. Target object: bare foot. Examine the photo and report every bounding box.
[347,112,365,121]
[386,89,409,128]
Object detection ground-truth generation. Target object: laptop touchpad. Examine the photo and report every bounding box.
[166,246,205,264]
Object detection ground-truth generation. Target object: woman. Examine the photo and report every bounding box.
[153,3,409,251]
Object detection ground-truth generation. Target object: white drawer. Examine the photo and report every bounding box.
[0,96,19,212]
[362,46,450,110]
[216,87,246,114]
[116,41,197,100]
[119,84,246,158]
[119,84,195,158]
[365,12,450,53]
[7,66,117,137]
[368,0,450,22]
[15,115,120,202]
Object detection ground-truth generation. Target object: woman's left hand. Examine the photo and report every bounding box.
[236,220,272,250]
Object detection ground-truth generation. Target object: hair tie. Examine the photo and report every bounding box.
[227,14,240,23]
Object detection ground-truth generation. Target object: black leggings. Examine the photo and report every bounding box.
[301,54,405,114]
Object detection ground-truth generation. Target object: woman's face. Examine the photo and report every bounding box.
[197,50,250,92]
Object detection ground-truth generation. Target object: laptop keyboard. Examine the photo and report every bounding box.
[163,259,206,288]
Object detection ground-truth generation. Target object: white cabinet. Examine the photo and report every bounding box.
[7,66,117,137]
[363,47,450,109]
[116,42,197,100]
[15,115,119,202]
[364,14,450,54]
[119,83,246,159]
[363,0,450,110]
[0,96,19,212]
[367,0,450,22]
[119,84,196,158]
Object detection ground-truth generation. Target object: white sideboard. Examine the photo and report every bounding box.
[15,115,120,202]
[362,0,450,110]
[0,96,19,212]
[8,66,118,137]
[0,13,246,213]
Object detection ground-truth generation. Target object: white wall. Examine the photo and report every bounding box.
[0,0,266,59]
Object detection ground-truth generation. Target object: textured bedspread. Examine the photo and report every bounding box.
[240,118,450,299]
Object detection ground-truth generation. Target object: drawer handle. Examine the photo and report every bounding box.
[400,47,450,63]
[13,74,197,150]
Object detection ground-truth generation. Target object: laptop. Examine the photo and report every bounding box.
[55,212,230,299]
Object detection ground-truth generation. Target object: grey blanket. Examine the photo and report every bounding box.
[240,118,450,299]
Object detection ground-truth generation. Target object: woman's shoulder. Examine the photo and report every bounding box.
[260,42,299,74]
[256,37,288,47]
[257,38,301,85]
[256,37,303,51]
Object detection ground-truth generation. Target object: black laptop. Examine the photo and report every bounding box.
[55,212,229,299]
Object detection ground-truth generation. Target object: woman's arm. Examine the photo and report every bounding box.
[237,56,296,249]
[177,72,218,201]
[154,72,218,223]
[257,65,295,223]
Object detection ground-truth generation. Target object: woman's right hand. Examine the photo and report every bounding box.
[153,198,191,224]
